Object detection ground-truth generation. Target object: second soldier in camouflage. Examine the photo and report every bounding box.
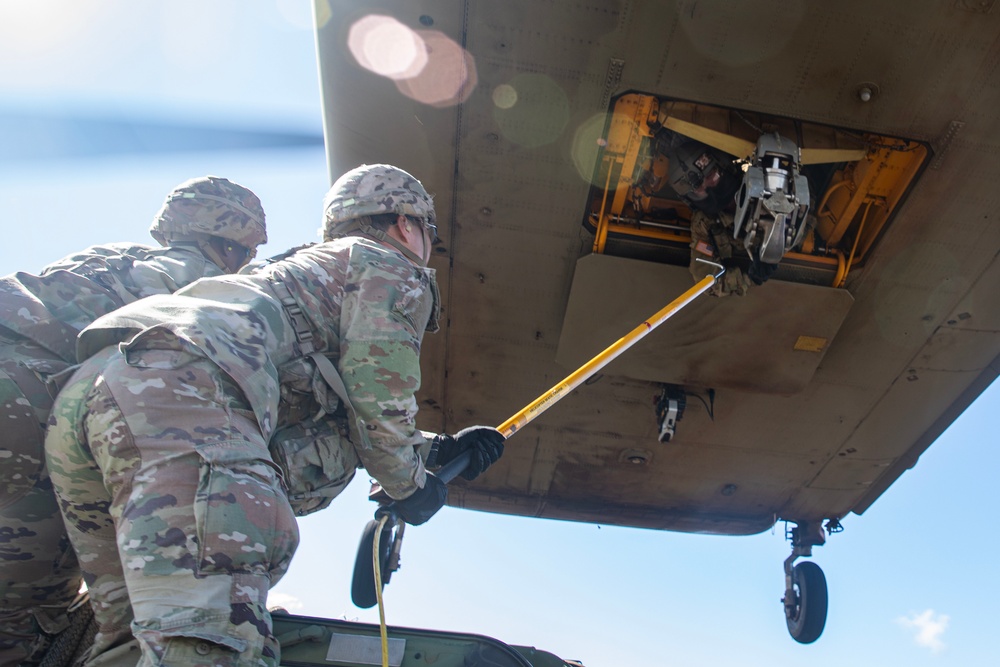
[0,176,266,666]
[44,165,504,667]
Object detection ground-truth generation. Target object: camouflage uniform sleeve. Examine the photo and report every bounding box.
[114,247,224,300]
[41,244,223,303]
[38,242,141,274]
[338,258,430,500]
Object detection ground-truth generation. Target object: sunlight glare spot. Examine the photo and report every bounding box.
[492,73,570,148]
[492,84,517,110]
[572,113,615,185]
[394,30,476,108]
[348,15,427,80]
[0,0,95,57]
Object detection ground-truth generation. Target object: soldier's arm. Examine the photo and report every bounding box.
[337,268,429,500]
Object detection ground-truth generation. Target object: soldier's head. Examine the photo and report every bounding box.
[322,164,436,266]
[150,176,267,272]
[668,141,741,216]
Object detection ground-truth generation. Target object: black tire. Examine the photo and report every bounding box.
[785,561,828,644]
[351,519,394,609]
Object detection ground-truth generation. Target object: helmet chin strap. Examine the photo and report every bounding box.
[357,222,428,267]
[327,217,429,267]
[197,238,234,273]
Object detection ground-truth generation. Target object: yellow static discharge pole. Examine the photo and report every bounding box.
[364,263,720,633]
[497,263,722,438]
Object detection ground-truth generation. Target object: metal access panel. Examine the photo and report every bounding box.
[556,254,854,394]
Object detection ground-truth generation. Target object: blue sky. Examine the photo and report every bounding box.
[1,2,997,665]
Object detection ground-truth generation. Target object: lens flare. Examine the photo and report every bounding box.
[395,30,476,107]
[347,16,476,107]
[572,113,617,185]
[348,15,428,80]
[492,84,517,110]
[492,73,569,148]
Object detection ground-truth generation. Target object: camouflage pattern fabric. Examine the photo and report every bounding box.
[46,235,439,665]
[0,244,227,665]
[688,209,752,297]
[322,164,437,268]
[149,176,267,258]
[45,346,297,667]
[267,416,359,516]
[0,243,226,363]
[0,339,79,667]
[77,236,439,498]
[323,164,435,235]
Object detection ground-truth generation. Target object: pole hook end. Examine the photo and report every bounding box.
[694,258,725,278]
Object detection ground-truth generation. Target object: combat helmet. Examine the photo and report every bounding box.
[667,141,740,216]
[150,176,267,268]
[322,164,435,264]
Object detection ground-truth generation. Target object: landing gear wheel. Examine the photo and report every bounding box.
[784,561,828,644]
[351,518,395,609]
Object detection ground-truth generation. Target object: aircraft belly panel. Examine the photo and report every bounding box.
[317,0,1000,538]
[839,329,1000,461]
[448,487,776,536]
[555,254,854,394]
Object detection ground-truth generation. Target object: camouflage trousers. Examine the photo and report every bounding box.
[688,209,751,297]
[0,337,81,666]
[45,346,299,667]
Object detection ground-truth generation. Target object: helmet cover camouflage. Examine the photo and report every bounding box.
[322,164,435,240]
[150,176,267,257]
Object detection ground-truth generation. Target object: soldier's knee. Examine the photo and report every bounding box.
[135,622,281,667]
[149,634,261,667]
[126,572,279,667]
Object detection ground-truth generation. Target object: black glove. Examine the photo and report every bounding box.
[427,425,506,481]
[748,248,778,285]
[393,473,448,526]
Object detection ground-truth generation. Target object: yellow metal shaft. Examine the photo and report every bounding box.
[497,272,718,438]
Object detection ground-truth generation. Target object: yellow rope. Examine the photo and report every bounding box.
[373,514,391,667]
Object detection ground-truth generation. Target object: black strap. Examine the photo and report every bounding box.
[269,277,370,448]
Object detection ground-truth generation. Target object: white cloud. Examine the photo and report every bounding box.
[896,609,949,653]
[268,592,305,612]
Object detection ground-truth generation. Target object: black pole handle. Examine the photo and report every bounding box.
[435,448,474,484]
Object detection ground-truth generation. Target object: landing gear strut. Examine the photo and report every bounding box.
[782,521,830,644]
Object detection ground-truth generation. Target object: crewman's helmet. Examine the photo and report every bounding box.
[150,176,268,259]
[667,142,727,201]
[322,164,435,241]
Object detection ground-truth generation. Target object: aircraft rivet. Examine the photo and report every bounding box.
[856,82,880,103]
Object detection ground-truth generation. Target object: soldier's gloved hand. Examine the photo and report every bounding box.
[710,263,750,297]
[393,473,447,526]
[748,258,778,285]
[427,425,506,481]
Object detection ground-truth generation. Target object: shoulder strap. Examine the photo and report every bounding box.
[309,351,370,449]
[269,276,371,448]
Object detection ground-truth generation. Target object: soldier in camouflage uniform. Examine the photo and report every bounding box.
[0,176,267,666]
[44,164,505,667]
[665,138,765,295]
